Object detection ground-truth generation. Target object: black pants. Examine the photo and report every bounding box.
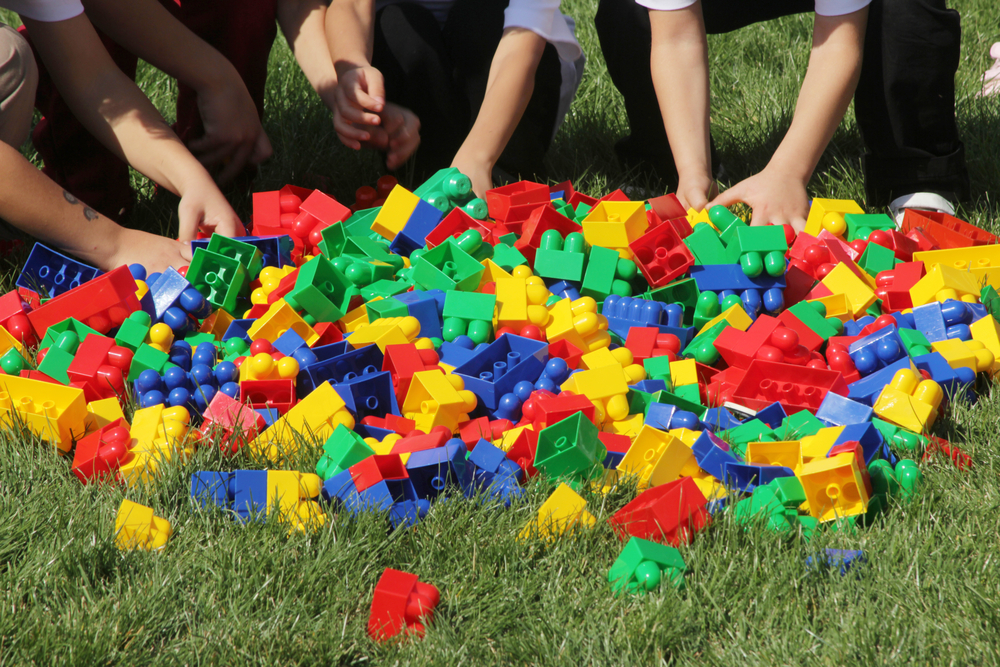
[595,0,970,206]
[373,0,563,182]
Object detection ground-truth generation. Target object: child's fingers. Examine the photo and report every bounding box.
[250,131,273,165]
[707,186,744,210]
[333,114,372,149]
[189,142,235,169]
[335,96,383,126]
[216,142,255,186]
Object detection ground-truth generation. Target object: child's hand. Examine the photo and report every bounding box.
[177,181,245,242]
[188,74,273,185]
[709,167,810,232]
[380,103,421,170]
[107,228,192,274]
[333,65,387,150]
[676,174,718,213]
[450,152,493,200]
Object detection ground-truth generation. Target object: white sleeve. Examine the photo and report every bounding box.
[503,0,583,63]
[635,0,699,10]
[4,0,85,22]
[814,0,872,16]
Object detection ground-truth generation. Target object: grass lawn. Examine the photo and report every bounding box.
[2,1,1000,664]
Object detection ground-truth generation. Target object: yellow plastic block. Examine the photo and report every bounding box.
[817,263,877,317]
[403,370,478,433]
[909,264,981,307]
[337,302,369,333]
[492,424,534,452]
[199,308,236,341]
[698,303,752,335]
[348,316,421,352]
[479,259,513,290]
[686,208,714,229]
[114,499,172,551]
[692,474,728,503]
[592,468,621,495]
[250,382,355,460]
[804,198,864,237]
[799,426,845,462]
[618,425,694,489]
[134,279,149,305]
[798,452,869,523]
[873,368,943,434]
[0,375,87,454]
[267,470,327,533]
[669,427,701,447]
[913,245,1000,288]
[371,184,420,241]
[931,338,995,374]
[581,201,649,251]
[0,324,24,356]
[560,365,630,422]
[745,440,803,475]
[544,296,612,353]
[601,413,644,438]
[669,359,698,387]
[518,483,596,540]
[807,292,852,323]
[85,397,128,432]
[970,315,1000,375]
[119,405,193,487]
[495,276,551,331]
[248,300,319,346]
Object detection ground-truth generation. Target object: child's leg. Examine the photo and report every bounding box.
[20,26,137,220]
[372,2,468,179]
[853,0,970,208]
[0,24,38,148]
[444,0,562,182]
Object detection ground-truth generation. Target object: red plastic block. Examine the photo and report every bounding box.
[608,477,710,546]
[901,209,997,248]
[486,181,550,224]
[598,431,631,456]
[714,315,781,369]
[923,435,973,471]
[71,418,132,483]
[27,266,140,337]
[513,204,579,265]
[529,392,596,431]
[240,379,296,414]
[199,391,267,453]
[505,427,539,478]
[629,221,695,288]
[350,454,408,492]
[425,208,495,248]
[546,338,584,369]
[362,413,418,435]
[867,228,919,262]
[647,193,687,223]
[826,441,874,497]
[384,343,441,403]
[874,261,925,312]
[390,427,451,456]
[0,290,36,347]
[66,336,132,401]
[625,327,680,363]
[368,568,440,642]
[730,360,850,414]
[775,309,825,352]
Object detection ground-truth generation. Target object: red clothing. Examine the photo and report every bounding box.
[21,0,277,219]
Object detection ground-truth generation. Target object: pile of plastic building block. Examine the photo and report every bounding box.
[2,170,997,640]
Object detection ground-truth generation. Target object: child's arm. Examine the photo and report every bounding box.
[0,142,191,272]
[450,27,547,198]
[22,13,244,245]
[649,3,715,211]
[710,9,868,230]
[277,0,339,114]
[80,0,272,185]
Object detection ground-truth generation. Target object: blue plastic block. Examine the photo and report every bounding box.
[690,264,786,292]
[602,295,694,347]
[389,199,444,257]
[912,302,948,343]
[468,439,507,475]
[437,339,482,367]
[307,340,351,364]
[832,422,885,465]
[913,352,976,399]
[843,316,877,337]
[273,329,309,357]
[192,235,293,268]
[691,430,740,481]
[806,548,866,575]
[848,325,905,376]
[454,334,548,409]
[17,244,102,299]
[723,462,795,493]
[547,280,581,302]
[321,469,360,506]
[644,402,677,430]
[389,500,426,528]
[700,407,743,431]
[631,379,668,394]
[255,407,282,427]
[394,289,445,340]
[484,474,526,507]
[333,370,400,419]
[754,402,787,429]
[148,267,210,321]
[847,357,915,406]
[299,344,383,397]
[222,318,255,342]
[353,421,395,442]
[354,481,397,514]
[230,470,268,522]
[816,392,874,427]
[405,440,471,498]
[604,450,626,469]
[190,471,232,509]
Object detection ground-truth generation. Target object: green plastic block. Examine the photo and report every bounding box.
[647,277,700,325]
[574,202,592,220]
[38,318,103,351]
[342,207,381,237]
[768,476,807,508]
[788,301,842,340]
[608,537,687,594]
[443,291,496,322]
[344,235,396,263]
[361,279,410,302]
[627,388,655,416]
[0,348,27,375]
[414,167,488,219]
[858,240,896,276]
[982,285,1000,320]
[725,226,788,277]
[37,329,79,384]
[342,259,396,288]
[491,243,528,272]
[448,230,494,263]
[534,248,585,282]
[692,292,721,330]
[777,410,825,439]
[186,248,249,314]
[651,389,706,418]
[412,241,484,292]
[845,213,894,242]
[643,356,672,383]
[317,220,348,258]
[582,245,633,300]
[671,383,702,407]
[114,311,152,352]
[315,424,376,480]
[552,199,576,219]
[284,255,354,324]
[366,297,409,322]
[683,223,728,265]
[207,235,263,279]
[723,418,776,448]
[898,327,931,357]
[127,343,173,382]
[534,412,606,482]
[871,417,927,454]
[683,319,728,365]
[496,233,520,247]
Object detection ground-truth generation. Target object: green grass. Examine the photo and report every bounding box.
[3,1,1000,664]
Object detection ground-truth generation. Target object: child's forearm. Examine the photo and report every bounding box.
[278,0,338,111]
[455,28,545,170]
[327,0,375,75]
[649,5,711,182]
[765,9,868,183]
[22,15,217,199]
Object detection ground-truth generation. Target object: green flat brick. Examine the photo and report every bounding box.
[366,296,409,322]
[492,243,528,272]
[684,224,728,265]
[534,248,585,282]
[859,242,896,277]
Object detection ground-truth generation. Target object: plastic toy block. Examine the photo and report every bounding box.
[609,537,687,594]
[349,316,421,352]
[806,548,867,575]
[495,276,551,335]
[250,381,355,460]
[148,267,205,321]
[65,335,132,400]
[512,204,579,264]
[930,338,994,374]
[416,167,486,217]
[560,364,630,422]
[804,198,864,237]
[845,212,895,241]
[114,311,152,352]
[683,223,728,265]
[731,360,850,414]
[204,236,263,279]
[784,301,842,341]
[873,368,943,433]
[578,245,633,300]
[27,266,140,337]
[17,243,101,299]
[544,296,612,354]
[368,568,440,641]
[125,343,172,383]
[582,201,649,253]
[807,263,877,317]
[799,451,869,522]
[453,334,547,410]
[816,392,874,427]
[745,440,803,474]
[114,499,171,551]
[970,314,1000,373]
[71,418,132,483]
[402,370,478,433]
[0,375,87,453]
[900,209,997,248]
[858,241,897,277]
[519,482,596,540]
[726,225,788,278]
[910,263,981,307]
[282,255,354,324]
[247,300,318,346]
[629,220,695,287]
[199,391,267,453]
[688,265,787,297]
[425,208,494,251]
[371,185,420,241]
[617,425,694,488]
[491,243,529,273]
[848,325,906,375]
[118,405,193,485]
[609,477,710,546]
[264,470,326,532]
[441,291,496,344]
[404,440,472,498]
[486,180,550,223]
[412,240,484,292]
[533,412,606,481]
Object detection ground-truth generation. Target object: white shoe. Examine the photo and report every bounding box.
[888,192,956,227]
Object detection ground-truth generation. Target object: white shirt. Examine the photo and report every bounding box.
[636,0,871,17]
[2,0,84,22]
